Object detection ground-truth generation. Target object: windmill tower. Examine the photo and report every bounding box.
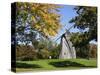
[59,30,76,59]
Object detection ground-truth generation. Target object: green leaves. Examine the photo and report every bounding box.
[70,6,97,42]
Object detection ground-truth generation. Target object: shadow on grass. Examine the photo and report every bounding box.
[16,62,42,69]
[49,61,96,68]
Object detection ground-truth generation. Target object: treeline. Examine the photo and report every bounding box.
[16,41,97,61]
[16,40,61,61]
[76,44,97,58]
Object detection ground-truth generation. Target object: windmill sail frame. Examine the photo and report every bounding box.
[59,30,76,59]
[57,25,76,59]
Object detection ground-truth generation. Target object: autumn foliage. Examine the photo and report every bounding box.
[16,2,62,38]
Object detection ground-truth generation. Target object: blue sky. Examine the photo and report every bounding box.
[52,5,97,44]
[53,5,80,43]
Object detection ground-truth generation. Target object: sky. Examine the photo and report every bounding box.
[53,5,80,43]
[52,4,97,44]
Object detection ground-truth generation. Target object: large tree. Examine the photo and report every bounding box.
[69,6,97,42]
[69,6,97,58]
[16,2,61,38]
[15,2,62,60]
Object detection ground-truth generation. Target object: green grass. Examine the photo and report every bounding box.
[16,59,97,72]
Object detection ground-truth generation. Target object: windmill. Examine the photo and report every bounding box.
[56,25,76,59]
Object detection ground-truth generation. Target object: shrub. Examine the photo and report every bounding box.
[16,45,38,61]
[89,44,97,58]
[37,49,50,59]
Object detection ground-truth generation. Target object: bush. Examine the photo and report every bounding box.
[49,44,61,59]
[76,44,97,59]
[16,45,51,60]
[16,45,38,61]
[89,44,97,58]
[37,49,50,59]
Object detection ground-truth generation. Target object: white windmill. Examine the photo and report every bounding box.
[56,25,76,59]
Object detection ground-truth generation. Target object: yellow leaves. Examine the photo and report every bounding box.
[17,2,62,37]
[31,7,35,10]
[49,30,56,36]
[31,16,36,23]
[34,24,41,30]
[46,27,57,36]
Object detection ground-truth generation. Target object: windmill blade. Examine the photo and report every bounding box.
[55,25,75,42]
[55,35,62,41]
[67,25,75,31]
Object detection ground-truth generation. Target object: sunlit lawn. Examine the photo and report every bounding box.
[16,59,97,72]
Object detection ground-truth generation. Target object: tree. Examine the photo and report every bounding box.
[37,49,50,59]
[89,44,97,58]
[16,2,62,39]
[69,6,97,59]
[70,32,89,48]
[69,6,97,42]
[70,32,90,58]
[16,45,38,61]
[49,44,61,59]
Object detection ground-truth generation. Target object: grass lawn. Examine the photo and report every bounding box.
[16,59,97,72]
